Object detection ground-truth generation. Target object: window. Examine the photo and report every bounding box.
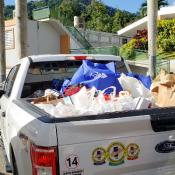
[4,65,20,97]
[122,38,128,45]
[5,29,15,50]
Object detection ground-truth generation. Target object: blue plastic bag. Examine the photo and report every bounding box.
[126,73,152,89]
[62,60,122,94]
[60,79,71,94]
[52,79,64,91]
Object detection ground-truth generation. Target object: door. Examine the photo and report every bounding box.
[0,65,20,152]
[60,35,70,54]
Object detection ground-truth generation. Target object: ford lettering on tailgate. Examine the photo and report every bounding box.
[155,141,175,153]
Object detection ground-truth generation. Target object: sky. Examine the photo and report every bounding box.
[5,0,175,13]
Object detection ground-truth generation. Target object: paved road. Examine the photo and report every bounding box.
[0,137,12,175]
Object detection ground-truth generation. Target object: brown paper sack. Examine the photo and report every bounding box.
[156,84,175,107]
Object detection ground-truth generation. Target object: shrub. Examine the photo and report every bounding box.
[133,29,147,40]
[135,37,148,50]
[158,38,175,52]
[120,39,136,60]
[157,19,175,51]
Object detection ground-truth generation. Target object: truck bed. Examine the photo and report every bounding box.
[14,99,175,132]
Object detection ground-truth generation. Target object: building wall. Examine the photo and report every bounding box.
[5,20,60,68]
[37,21,60,54]
[78,29,123,47]
[5,20,18,68]
[27,20,60,56]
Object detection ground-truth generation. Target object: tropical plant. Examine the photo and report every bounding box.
[140,0,168,17]
[4,5,14,20]
[120,39,137,60]
[133,29,148,50]
[112,9,138,33]
[81,0,112,32]
[58,0,86,26]
[157,19,175,51]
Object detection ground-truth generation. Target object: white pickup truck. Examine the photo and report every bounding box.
[0,54,175,175]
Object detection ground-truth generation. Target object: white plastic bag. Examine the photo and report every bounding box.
[118,73,151,98]
[70,86,96,111]
[134,97,152,110]
[44,89,60,97]
[35,104,55,114]
[53,102,79,117]
[95,86,118,113]
[116,91,135,111]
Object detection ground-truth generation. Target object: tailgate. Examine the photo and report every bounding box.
[56,114,175,175]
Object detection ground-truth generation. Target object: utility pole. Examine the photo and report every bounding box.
[15,0,28,59]
[147,0,158,78]
[0,0,6,82]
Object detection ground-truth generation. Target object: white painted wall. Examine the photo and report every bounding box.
[37,21,60,54]
[5,25,18,68]
[6,20,60,68]
[27,20,38,55]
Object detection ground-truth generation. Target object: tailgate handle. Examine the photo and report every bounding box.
[151,113,175,132]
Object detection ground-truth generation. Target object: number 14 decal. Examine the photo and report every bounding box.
[65,155,79,169]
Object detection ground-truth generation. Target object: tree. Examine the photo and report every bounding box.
[82,0,112,32]
[140,0,168,17]
[57,0,90,26]
[0,0,6,82]
[15,0,28,59]
[112,9,138,33]
[112,10,124,32]
[4,5,15,20]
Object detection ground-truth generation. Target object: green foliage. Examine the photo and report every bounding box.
[112,10,124,32]
[157,19,175,52]
[112,9,137,33]
[140,0,168,17]
[81,1,112,32]
[133,29,148,50]
[158,39,175,52]
[120,39,136,60]
[4,5,14,20]
[112,9,138,33]
[58,0,86,26]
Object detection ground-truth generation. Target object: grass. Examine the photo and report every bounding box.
[134,50,175,61]
[157,51,175,60]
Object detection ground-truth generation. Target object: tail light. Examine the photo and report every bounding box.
[68,56,93,60]
[30,143,57,175]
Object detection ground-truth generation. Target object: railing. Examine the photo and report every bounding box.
[66,26,92,49]
[70,46,119,56]
[156,59,170,74]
